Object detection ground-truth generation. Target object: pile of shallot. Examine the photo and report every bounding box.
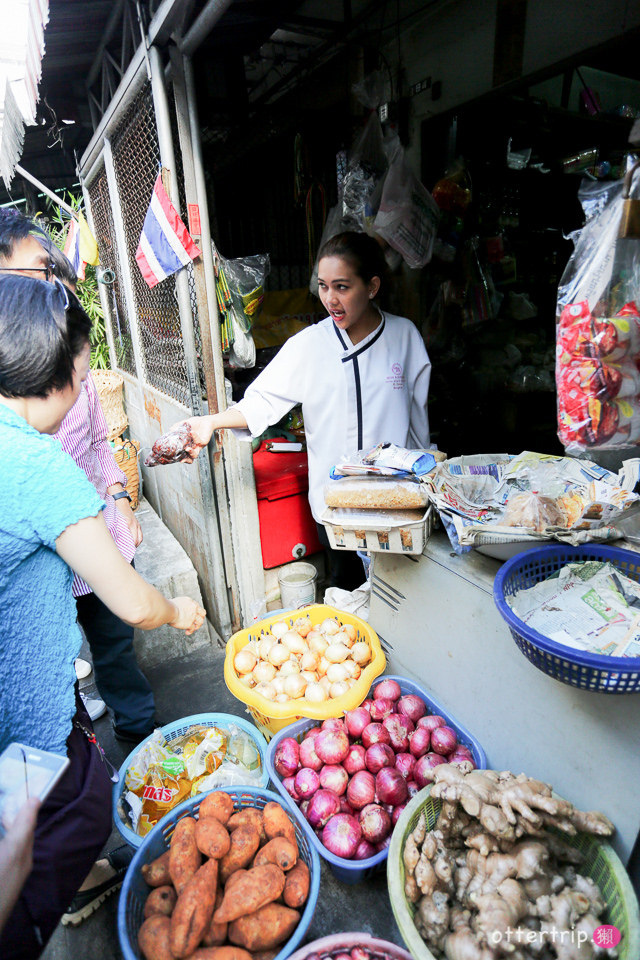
[272,678,476,861]
[233,615,372,705]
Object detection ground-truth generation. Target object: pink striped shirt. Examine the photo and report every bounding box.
[55,372,136,597]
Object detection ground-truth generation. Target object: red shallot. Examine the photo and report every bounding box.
[321,813,362,859]
[396,694,427,722]
[431,725,458,756]
[315,728,350,765]
[414,752,447,787]
[299,735,323,771]
[306,788,340,828]
[372,678,402,701]
[343,743,366,775]
[344,707,370,739]
[369,697,395,722]
[361,722,390,749]
[383,713,412,752]
[319,764,349,796]
[394,752,416,780]
[375,766,408,806]
[346,770,375,809]
[273,737,300,778]
[364,742,394,775]
[408,725,431,758]
[294,767,320,800]
[359,802,391,843]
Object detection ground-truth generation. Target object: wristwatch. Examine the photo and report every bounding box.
[112,491,132,503]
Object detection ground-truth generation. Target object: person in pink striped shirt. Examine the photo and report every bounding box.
[46,242,159,749]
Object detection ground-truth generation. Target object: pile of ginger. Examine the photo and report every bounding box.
[402,764,617,960]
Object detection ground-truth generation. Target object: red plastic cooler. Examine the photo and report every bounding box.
[252,439,322,569]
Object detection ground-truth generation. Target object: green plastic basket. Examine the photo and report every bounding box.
[388,787,640,960]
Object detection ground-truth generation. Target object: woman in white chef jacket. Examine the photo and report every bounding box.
[179,231,431,589]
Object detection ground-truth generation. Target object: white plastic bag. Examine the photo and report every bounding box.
[373,144,440,268]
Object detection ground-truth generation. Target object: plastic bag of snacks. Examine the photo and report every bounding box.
[556,160,640,452]
[122,724,263,837]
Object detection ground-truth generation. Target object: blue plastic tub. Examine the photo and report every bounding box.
[113,712,269,847]
[118,785,320,960]
[265,674,487,884]
[494,543,640,694]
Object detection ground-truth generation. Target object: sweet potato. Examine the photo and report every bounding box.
[227,807,266,842]
[223,868,248,892]
[262,802,296,846]
[196,817,231,859]
[202,888,227,947]
[219,825,261,883]
[144,885,178,919]
[142,851,172,888]
[228,903,300,951]
[250,952,279,960]
[169,858,218,958]
[213,864,286,923]
[138,914,174,960]
[169,816,202,895]
[282,860,310,908]
[253,837,297,872]
[199,791,235,825]
[188,949,253,960]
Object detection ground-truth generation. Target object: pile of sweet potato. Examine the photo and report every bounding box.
[137,792,311,960]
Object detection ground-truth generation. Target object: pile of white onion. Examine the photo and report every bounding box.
[233,616,372,705]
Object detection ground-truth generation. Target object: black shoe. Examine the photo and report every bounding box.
[61,845,134,926]
[112,718,166,746]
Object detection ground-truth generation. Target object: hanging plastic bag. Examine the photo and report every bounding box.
[556,160,640,452]
[373,144,440,268]
[223,253,270,334]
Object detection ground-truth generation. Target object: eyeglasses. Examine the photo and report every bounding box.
[0,263,56,282]
[53,275,70,311]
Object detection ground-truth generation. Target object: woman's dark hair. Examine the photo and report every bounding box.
[0,274,92,399]
[318,231,388,287]
[48,242,78,289]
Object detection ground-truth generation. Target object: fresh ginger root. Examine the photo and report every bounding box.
[402,764,615,959]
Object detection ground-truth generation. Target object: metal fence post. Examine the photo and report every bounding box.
[148,42,233,637]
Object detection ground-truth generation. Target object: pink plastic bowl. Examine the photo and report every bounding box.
[287,933,413,960]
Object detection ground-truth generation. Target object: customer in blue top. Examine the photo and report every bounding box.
[0,274,206,957]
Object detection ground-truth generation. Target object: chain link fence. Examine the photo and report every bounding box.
[86,168,138,376]
[110,82,189,406]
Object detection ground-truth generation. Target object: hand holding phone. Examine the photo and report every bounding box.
[0,743,69,835]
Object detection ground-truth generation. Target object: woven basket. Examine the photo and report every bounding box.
[111,437,141,509]
[92,369,128,440]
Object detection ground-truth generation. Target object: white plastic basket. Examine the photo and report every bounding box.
[320,504,434,555]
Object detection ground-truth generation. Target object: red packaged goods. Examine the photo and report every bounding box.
[557,358,637,402]
[558,391,640,448]
[557,301,640,364]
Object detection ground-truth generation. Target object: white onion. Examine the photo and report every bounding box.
[253,661,276,683]
[305,682,328,702]
[319,675,332,693]
[326,662,349,683]
[330,680,350,698]
[301,651,319,672]
[254,681,276,701]
[284,674,307,699]
[271,621,288,638]
[258,636,275,660]
[308,633,328,656]
[282,630,308,654]
[245,639,260,656]
[301,670,319,684]
[279,659,301,677]
[320,618,340,636]
[294,616,313,637]
[351,641,371,665]
[326,642,350,664]
[347,678,357,688]
[268,643,290,667]
[343,660,361,679]
[317,657,329,677]
[238,674,254,688]
[234,648,257,674]
[276,693,290,703]
[333,630,354,649]
[343,623,357,643]
[272,676,286,695]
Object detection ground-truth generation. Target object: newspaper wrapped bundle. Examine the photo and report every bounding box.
[425,450,640,552]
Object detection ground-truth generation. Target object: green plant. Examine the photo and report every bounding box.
[39,194,110,370]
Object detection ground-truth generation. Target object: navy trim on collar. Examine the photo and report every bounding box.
[353,357,363,448]
[340,314,386,363]
[333,322,349,350]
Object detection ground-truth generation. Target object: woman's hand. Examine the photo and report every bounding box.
[0,797,41,933]
[168,597,207,635]
[113,496,143,547]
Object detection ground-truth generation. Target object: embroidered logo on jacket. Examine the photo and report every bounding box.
[386,363,405,389]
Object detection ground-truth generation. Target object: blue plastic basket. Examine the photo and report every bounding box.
[117,785,320,960]
[113,712,269,847]
[265,674,487,884]
[494,544,640,694]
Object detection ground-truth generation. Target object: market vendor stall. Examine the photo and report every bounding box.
[369,530,640,864]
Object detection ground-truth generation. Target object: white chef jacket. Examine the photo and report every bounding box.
[234,311,431,521]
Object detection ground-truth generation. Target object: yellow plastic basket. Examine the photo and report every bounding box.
[224,603,386,741]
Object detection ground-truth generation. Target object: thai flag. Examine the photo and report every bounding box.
[63,218,83,279]
[135,174,201,288]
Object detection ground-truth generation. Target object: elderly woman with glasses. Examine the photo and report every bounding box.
[0,275,206,958]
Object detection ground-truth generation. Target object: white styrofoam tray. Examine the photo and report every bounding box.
[320,505,434,555]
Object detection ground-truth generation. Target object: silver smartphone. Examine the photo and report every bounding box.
[0,743,70,835]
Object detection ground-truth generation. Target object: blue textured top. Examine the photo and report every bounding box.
[0,405,105,755]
